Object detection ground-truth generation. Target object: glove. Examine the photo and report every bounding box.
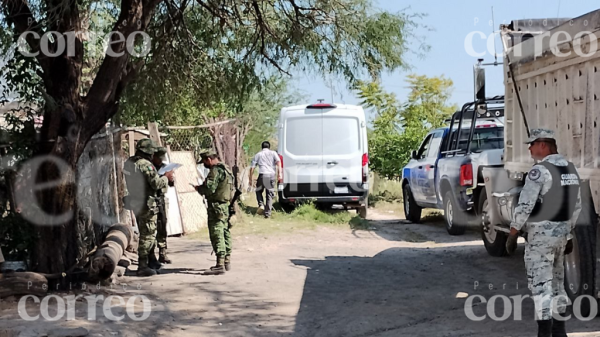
[506,234,518,256]
[565,239,574,255]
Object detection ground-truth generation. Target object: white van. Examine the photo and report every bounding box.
[277,103,369,218]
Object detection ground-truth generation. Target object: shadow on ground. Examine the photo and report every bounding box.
[290,244,600,337]
[365,214,483,245]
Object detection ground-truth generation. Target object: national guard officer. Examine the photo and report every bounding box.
[506,128,582,337]
[196,150,234,274]
[124,139,174,277]
[151,147,174,264]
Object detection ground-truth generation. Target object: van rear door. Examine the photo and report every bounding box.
[322,106,364,196]
[280,106,324,197]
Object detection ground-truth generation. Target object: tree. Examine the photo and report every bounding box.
[356,75,456,179]
[0,0,424,278]
[239,77,304,160]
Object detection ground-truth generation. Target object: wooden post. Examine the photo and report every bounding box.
[128,130,135,156]
[148,122,162,146]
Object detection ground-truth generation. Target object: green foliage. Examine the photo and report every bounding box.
[369,173,403,207]
[356,75,456,178]
[241,78,305,159]
[0,212,35,261]
[115,1,425,127]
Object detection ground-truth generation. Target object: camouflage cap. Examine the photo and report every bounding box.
[154,146,167,157]
[524,128,555,144]
[136,138,157,155]
[199,149,217,159]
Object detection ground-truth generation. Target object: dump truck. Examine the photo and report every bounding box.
[458,10,600,314]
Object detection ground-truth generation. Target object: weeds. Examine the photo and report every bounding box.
[196,199,372,237]
[369,173,403,208]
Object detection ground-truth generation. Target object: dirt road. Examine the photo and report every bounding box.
[2,209,600,337]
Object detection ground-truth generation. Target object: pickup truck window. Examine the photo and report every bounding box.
[417,134,433,159]
[449,127,504,153]
[427,132,443,158]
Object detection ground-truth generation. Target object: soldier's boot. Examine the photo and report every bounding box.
[209,256,226,274]
[137,259,157,277]
[224,255,231,271]
[537,320,552,337]
[148,253,162,270]
[552,316,568,337]
[159,248,172,264]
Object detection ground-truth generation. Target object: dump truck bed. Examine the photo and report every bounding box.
[503,9,600,210]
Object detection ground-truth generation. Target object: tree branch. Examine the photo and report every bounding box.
[1,0,52,76]
[84,0,164,138]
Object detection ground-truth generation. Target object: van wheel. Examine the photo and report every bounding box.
[564,186,596,317]
[479,188,508,257]
[403,185,422,223]
[444,191,466,236]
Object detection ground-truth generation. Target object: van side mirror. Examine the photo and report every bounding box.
[411,150,418,160]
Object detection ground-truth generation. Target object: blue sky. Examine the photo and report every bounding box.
[293,0,600,119]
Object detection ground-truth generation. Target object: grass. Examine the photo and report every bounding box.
[186,174,444,242]
[187,194,370,240]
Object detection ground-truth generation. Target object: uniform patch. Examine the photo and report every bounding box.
[529,168,541,181]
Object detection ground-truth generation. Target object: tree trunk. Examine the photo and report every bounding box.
[3,0,164,289]
[30,131,82,279]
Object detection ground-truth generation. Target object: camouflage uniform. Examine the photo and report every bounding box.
[510,129,582,321]
[124,139,169,276]
[153,147,171,263]
[198,151,234,271]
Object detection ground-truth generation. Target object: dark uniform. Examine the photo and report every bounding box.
[197,150,234,273]
[123,139,169,277]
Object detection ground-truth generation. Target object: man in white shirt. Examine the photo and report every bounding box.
[249,141,281,218]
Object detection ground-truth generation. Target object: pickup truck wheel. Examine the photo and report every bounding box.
[403,185,422,223]
[564,190,596,317]
[444,191,466,235]
[478,188,508,257]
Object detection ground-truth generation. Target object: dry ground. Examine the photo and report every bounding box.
[2,206,600,337]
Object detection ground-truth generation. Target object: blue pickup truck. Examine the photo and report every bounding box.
[401,104,504,235]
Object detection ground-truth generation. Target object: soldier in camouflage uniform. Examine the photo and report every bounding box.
[124,139,174,277]
[506,129,582,337]
[196,150,234,274]
[152,147,174,264]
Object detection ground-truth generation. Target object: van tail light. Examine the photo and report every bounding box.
[307,103,337,109]
[278,154,284,184]
[362,153,369,183]
[460,163,473,186]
